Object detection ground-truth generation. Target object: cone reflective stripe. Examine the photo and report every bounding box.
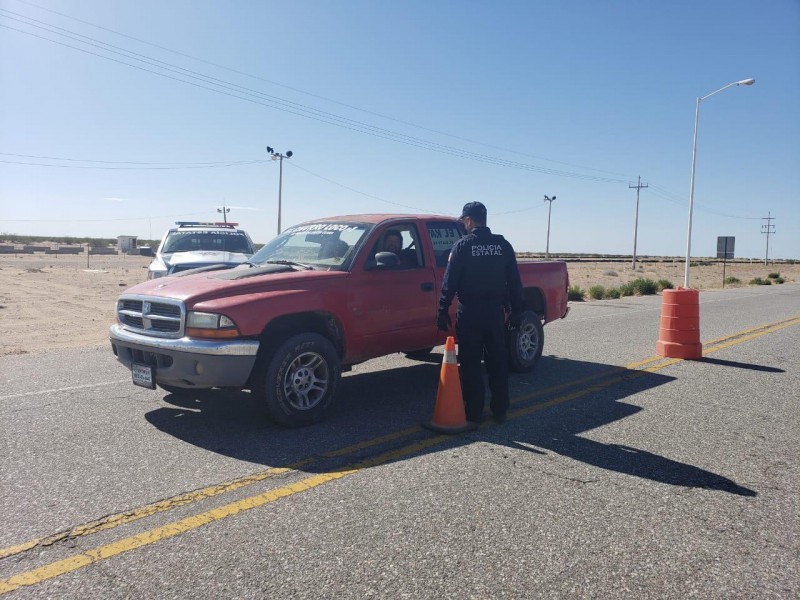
[422,336,477,434]
[443,346,457,365]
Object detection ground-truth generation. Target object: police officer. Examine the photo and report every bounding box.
[437,202,523,424]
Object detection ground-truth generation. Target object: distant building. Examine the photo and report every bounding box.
[117,235,137,253]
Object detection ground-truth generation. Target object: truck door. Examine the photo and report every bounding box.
[425,220,463,300]
[347,223,437,357]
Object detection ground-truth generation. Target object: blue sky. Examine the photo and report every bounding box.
[1,0,798,259]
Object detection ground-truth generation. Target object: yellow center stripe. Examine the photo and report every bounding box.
[1,314,797,593]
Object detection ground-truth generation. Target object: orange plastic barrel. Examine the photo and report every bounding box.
[656,288,702,360]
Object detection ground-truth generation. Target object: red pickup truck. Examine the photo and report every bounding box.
[110,214,569,426]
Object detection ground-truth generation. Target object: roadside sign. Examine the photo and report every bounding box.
[717,236,735,288]
[716,236,735,259]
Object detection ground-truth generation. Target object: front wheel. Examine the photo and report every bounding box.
[251,333,341,427]
[507,310,544,373]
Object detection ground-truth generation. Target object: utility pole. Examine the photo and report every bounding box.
[629,176,648,269]
[217,205,230,223]
[543,195,556,259]
[267,146,293,235]
[761,212,775,266]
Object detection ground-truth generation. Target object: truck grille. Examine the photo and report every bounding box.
[117,295,185,338]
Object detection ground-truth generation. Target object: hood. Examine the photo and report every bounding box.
[121,266,348,305]
[162,251,251,267]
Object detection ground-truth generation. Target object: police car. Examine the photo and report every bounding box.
[147,222,256,280]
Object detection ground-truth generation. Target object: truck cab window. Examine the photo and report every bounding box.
[426,222,462,267]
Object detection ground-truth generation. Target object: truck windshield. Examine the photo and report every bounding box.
[249,222,371,271]
[162,230,254,254]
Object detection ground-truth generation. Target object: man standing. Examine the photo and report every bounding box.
[437,202,523,424]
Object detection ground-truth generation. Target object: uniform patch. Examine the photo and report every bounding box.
[471,244,503,257]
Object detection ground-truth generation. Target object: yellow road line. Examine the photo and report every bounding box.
[0,426,423,560]
[0,462,310,560]
[702,316,800,355]
[2,314,797,592]
[0,436,446,595]
[702,315,800,348]
[0,355,690,594]
[7,316,784,561]
[0,370,629,560]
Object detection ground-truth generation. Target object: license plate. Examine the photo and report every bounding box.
[132,362,156,389]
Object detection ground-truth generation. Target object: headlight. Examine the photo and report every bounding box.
[147,269,167,280]
[185,311,239,338]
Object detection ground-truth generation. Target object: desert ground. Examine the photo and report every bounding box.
[1,253,797,357]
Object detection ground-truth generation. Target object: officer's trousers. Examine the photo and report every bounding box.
[455,304,509,422]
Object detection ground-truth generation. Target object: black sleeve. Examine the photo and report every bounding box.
[438,240,465,313]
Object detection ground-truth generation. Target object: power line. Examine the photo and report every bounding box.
[0,15,634,184]
[288,161,548,216]
[3,4,768,221]
[648,184,760,220]
[0,211,208,223]
[0,152,266,166]
[8,0,632,179]
[286,161,438,213]
[0,159,266,170]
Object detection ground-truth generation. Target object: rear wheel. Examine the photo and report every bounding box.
[252,333,341,427]
[507,310,544,373]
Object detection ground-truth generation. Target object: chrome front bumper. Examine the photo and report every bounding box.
[109,324,259,389]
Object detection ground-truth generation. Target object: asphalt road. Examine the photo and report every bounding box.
[1,284,798,598]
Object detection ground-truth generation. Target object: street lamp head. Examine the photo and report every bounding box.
[737,78,755,86]
[286,150,293,158]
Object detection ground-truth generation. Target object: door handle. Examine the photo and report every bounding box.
[420,282,434,292]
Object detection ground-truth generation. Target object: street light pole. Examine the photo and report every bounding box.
[267,146,293,235]
[543,195,556,260]
[217,205,230,223]
[684,78,754,288]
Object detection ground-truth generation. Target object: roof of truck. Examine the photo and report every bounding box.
[303,214,456,224]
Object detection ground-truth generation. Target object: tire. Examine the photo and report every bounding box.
[404,347,434,359]
[252,333,341,427]
[507,310,544,373]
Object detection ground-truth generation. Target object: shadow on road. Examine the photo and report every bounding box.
[145,354,755,496]
[701,357,785,373]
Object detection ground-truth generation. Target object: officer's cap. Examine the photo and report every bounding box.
[459,201,487,221]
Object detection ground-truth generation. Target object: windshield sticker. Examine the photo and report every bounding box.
[429,227,459,251]
[170,231,243,236]
[285,223,359,234]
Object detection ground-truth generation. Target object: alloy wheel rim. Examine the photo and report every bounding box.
[283,351,329,410]
[518,321,538,361]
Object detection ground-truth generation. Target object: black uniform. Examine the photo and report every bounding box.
[438,226,523,422]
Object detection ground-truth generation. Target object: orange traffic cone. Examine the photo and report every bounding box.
[422,336,477,434]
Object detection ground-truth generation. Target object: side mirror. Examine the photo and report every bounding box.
[374,251,400,268]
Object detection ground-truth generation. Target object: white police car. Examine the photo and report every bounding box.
[147,222,256,280]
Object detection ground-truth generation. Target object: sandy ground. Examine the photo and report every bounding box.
[1,253,797,357]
